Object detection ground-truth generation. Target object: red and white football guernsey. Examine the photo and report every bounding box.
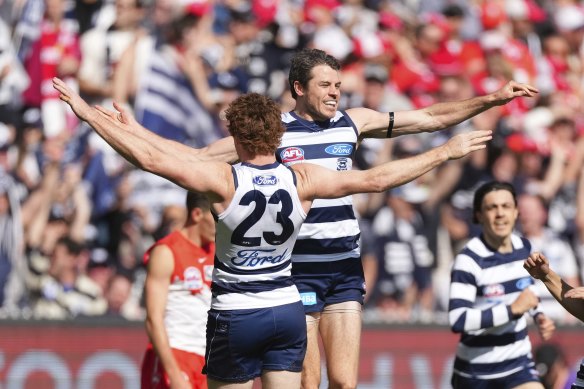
[144,231,215,356]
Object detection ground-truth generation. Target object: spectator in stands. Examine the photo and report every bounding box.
[0,174,25,314]
[368,184,435,323]
[26,236,107,319]
[104,272,141,320]
[78,0,147,107]
[21,0,81,137]
[13,108,44,193]
[576,169,584,284]
[518,193,580,323]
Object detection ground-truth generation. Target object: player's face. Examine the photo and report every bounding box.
[200,210,216,245]
[300,65,341,121]
[476,190,518,242]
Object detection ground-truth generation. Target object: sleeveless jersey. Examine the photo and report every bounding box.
[276,111,360,263]
[144,231,214,356]
[212,161,306,310]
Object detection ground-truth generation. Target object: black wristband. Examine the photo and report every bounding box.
[387,112,394,138]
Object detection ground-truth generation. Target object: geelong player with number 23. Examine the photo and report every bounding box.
[52,77,491,389]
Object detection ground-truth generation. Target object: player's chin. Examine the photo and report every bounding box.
[320,107,336,118]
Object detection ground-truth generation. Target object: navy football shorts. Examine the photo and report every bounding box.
[292,258,365,314]
[203,301,307,382]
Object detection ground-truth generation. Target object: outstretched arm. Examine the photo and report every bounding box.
[55,77,237,164]
[349,81,538,138]
[524,252,584,322]
[52,77,234,202]
[103,102,238,165]
[295,130,491,202]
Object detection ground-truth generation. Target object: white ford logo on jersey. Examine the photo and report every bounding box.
[325,144,353,156]
[231,248,288,267]
[253,175,278,186]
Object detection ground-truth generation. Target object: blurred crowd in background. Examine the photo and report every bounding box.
[0,0,583,326]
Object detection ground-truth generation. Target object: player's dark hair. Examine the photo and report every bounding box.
[472,181,517,223]
[288,48,340,100]
[186,191,210,213]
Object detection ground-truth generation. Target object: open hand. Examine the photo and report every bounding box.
[94,101,137,127]
[492,81,539,105]
[445,130,492,160]
[52,77,93,122]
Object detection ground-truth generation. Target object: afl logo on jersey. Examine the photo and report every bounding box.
[280,147,305,163]
[184,267,203,290]
[253,175,278,186]
[483,284,505,297]
[325,144,353,156]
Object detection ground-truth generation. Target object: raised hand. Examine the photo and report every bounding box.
[52,77,93,121]
[444,130,492,160]
[94,101,137,127]
[523,252,550,280]
[492,80,539,105]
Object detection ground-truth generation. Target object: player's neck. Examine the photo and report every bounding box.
[243,154,277,166]
[181,227,202,248]
[483,233,513,254]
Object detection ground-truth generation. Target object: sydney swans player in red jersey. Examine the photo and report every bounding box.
[142,192,215,389]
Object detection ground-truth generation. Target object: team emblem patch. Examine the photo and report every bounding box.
[483,284,505,297]
[325,144,353,156]
[280,147,305,163]
[337,157,348,171]
[184,267,203,290]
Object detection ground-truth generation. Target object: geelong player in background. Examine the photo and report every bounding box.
[141,192,215,389]
[53,77,490,389]
[448,181,555,389]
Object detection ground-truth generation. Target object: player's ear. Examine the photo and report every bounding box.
[190,207,203,222]
[293,81,304,97]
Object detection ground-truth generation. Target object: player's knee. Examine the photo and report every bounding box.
[327,376,357,389]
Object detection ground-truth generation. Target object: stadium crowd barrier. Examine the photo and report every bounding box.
[0,319,582,389]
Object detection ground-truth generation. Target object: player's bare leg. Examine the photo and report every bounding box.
[319,301,362,389]
[208,378,254,389]
[301,313,321,389]
[512,382,544,389]
[262,370,301,389]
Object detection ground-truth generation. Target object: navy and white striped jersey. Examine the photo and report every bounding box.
[448,234,542,380]
[276,111,360,263]
[212,162,306,310]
